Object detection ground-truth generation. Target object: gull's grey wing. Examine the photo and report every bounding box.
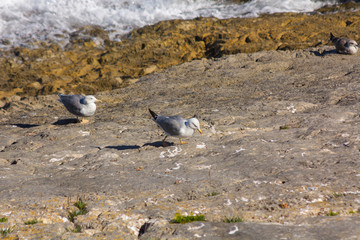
[59,94,84,116]
[334,38,350,53]
[156,115,185,136]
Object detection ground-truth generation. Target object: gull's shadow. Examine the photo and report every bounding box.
[105,145,141,151]
[310,49,337,56]
[142,141,174,148]
[11,123,40,128]
[53,118,79,125]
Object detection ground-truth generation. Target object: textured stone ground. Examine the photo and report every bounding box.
[1,46,360,239]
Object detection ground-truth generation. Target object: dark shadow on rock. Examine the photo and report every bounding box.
[105,145,141,151]
[310,49,337,56]
[11,123,40,128]
[142,141,174,148]
[0,102,11,110]
[53,118,79,125]
[138,221,152,237]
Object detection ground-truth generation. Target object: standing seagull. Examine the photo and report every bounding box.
[58,94,101,123]
[330,33,358,55]
[149,109,202,146]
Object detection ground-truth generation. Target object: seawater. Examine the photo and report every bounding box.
[0,0,338,48]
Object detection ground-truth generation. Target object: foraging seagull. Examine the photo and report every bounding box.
[58,94,101,123]
[149,109,202,146]
[330,33,358,55]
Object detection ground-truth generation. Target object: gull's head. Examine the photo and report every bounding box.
[188,117,202,134]
[84,95,101,104]
[346,40,358,54]
[348,40,358,48]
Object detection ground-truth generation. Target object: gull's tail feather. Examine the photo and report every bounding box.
[330,32,335,41]
[149,108,158,120]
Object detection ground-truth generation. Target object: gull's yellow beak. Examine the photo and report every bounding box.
[96,99,103,103]
[198,129,203,134]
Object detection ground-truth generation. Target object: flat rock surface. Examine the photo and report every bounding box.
[1,46,360,239]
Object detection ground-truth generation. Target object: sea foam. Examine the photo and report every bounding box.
[0,0,337,48]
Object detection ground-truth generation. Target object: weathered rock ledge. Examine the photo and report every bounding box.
[1,5,360,100]
[1,46,360,239]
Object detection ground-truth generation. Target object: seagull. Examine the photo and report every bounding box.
[149,109,202,146]
[330,33,358,55]
[58,94,101,123]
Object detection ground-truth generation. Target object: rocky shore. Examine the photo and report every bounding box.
[2,3,360,238]
[1,45,360,239]
[1,3,360,101]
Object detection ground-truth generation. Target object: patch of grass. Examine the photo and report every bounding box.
[327,211,339,216]
[206,191,219,197]
[349,210,356,214]
[68,200,88,223]
[1,227,13,237]
[0,217,8,222]
[68,211,78,223]
[170,213,205,224]
[74,200,87,212]
[224,216,243,223]
[24,219,38,225]
[68,209,87,223]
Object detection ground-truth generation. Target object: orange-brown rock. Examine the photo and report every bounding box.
[1,6,360,100]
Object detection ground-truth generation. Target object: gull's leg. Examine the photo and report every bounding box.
[162,136,168,147]
[80,117,89,124]
[179,138,188,144]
